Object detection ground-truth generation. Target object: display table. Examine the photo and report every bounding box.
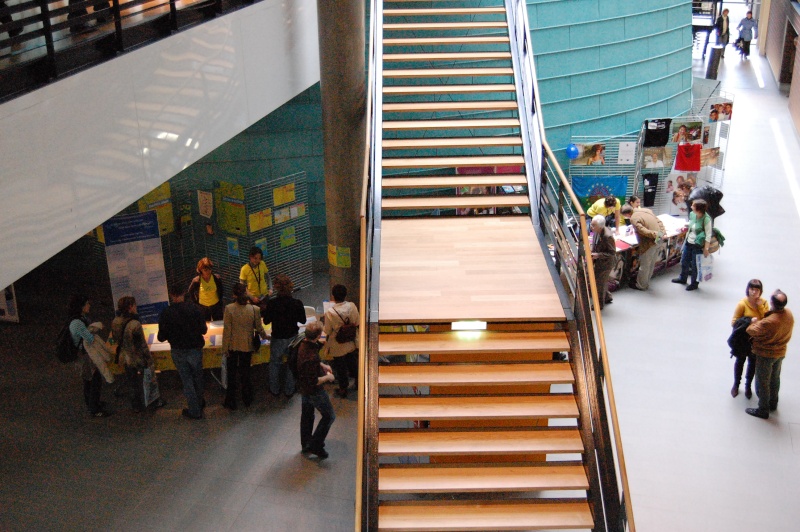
[609,214,688,291]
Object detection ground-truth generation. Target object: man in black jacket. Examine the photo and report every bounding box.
[297,322,335,459]
[158,285,208,419]
[715,8,730,57]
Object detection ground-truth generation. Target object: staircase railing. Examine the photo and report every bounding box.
[506,0,636,531]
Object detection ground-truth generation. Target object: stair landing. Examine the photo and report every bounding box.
[379,217,564,323]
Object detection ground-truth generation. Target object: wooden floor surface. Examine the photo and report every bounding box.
[379,216,564,322]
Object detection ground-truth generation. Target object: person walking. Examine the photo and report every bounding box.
[737,11,758,58]
[187,257,224,322]
[261,274,306,398]
[589,215,616,309]
[729,279,769,399]
[745,290,794,419]
[67,295,111,417]
[158,285,209,420]
[322,284,360,398]
[296,321,336,459]
[221,283,268,410]
[621,205,667,291]
[715,8,731,57]
[672,199,711,291]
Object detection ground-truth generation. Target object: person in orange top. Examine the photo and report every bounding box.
[729,279,769,399]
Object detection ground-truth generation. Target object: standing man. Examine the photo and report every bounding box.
[715,8,730,57]
[590,215,616,309]
[158,285,209,420]
[322,284,360,398]
[297,321,336,459]
[240,246,271,308]
[746,290,794,419]
[621,204,667,291]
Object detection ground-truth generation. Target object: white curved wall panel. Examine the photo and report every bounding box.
[0,0,320,289]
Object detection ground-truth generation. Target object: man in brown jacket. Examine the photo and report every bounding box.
[746,290,794,419]
[621,205,667,291]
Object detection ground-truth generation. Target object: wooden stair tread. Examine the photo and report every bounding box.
[379,464,589,493]
[384,36,510,46]
[378,429,584,455]
[384,7,506,15]
[378,395,578,420]
[382,196,529,210]
[381,175,526,189]
[383,118,519,130]
[383,155,524,168]
[379,331,570,355]
[384,22,508,30]
[384,84,516,95]
[384,67,513,78]
[383,101,517,112]
[384,52,511,62]
[383,137,522,149]
[377,500,594,531]
[378,362,574,387]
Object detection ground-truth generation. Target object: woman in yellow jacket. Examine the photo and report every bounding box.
[730,279,769,399]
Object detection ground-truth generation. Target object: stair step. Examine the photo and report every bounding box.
[379,463,589,493]
[384,22,508,30]
[378,500,594,531]
[384,7,506,16]
[384,36,510,46]
[378,429,584,456]
[378,395,579,421]
[382,175,527,189]
[383,137,522,150]
[384,84,516,95]
[383,155,524,169]
[384,67,513,78]
[383,101,518,112]
[382,196,529,210]
[384,118,519,130]
[379,331,570,355]
[383,51,512,63]
[379,362,573,387]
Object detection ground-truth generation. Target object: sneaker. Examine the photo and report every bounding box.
[308,447,329,459]
[181,408,203,420]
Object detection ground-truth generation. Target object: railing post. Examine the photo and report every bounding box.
[168,0,178,31]
[36,0,57,79]
[111,0,123,51]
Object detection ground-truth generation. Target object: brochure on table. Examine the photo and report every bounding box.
[614,214,688,249]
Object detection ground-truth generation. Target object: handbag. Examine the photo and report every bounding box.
[251,307,262,352]
[696,254,714,282]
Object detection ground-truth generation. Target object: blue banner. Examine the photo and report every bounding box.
[571,176,628,210]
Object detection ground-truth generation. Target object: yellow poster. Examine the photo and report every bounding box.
[280,226,296,248]
[328,244,337,266]
[328,244,351,268]
[138,182,174,235]
[248,208,273,232]
[214,181,246,236]
[273,183,296,207]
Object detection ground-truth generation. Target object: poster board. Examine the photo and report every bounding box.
[0,284,19,323]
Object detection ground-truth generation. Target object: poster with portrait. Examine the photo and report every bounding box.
[663,171,696,218]
[701,147,722,168]
[671,121,703,143]
[709,101,733,122]
[642,147,672,169]
[571,143,606,166]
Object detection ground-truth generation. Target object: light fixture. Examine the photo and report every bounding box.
[451,321,487,331]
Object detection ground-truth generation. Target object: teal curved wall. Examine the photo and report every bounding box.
[528,0,693,155]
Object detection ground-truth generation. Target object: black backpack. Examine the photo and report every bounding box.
[56,320,81,363]
[286,333,306,380]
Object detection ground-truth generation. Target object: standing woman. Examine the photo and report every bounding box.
[715,8,730,57]
[187,257,224,321]
[261,274,306,398]
[737,11,757,58]
[730,279,769,398]
[112,296,166,412]
[672,199,711,291]
[221,283,268,409]
[67,295,111,417]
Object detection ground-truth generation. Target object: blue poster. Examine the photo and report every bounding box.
[570,175,628,210]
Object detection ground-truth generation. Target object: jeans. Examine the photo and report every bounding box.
[331,351,358,392]
[301,389,336,451]
[172,348,204,417]
[125,366,145,411]
[83,370,103,414]
[679,242,703,285]
[269,337,295,396]
[754,355,784,412]
[733,353,756,389]
[225,351,253,407]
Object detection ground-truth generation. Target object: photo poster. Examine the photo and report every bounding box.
[670,121,703,143]
[571,143,606,166]
[103,211,169,324]
[137,182,174,236]
[570,175,628,211]
[663,171,694,218]
[708,100,733,122]
[641,147,673,170]
[0,284,19,323]
[213,181,246,235]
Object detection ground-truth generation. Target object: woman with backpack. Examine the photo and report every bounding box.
[322,284,360,399]
[67,294,111,418]
[111,296,166,413]
[261,274,306,398]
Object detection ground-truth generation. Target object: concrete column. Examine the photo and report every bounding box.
[317,0,366,298]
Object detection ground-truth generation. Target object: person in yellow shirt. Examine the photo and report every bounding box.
[239,247,271,307]
[586,195,621,232]
[187,257,224,321]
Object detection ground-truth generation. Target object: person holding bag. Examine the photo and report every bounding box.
[221,283,268,409]
[112,296,166,413]
[322,284,360,399]
[672,199,711,291]
[67,295,112,418]
[729,279,769,399]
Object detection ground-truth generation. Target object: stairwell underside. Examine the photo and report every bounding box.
[378,216,564,323]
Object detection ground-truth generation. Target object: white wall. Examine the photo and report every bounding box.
[0,0,320,289]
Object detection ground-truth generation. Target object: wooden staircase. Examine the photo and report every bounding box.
[369,3,599,529]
